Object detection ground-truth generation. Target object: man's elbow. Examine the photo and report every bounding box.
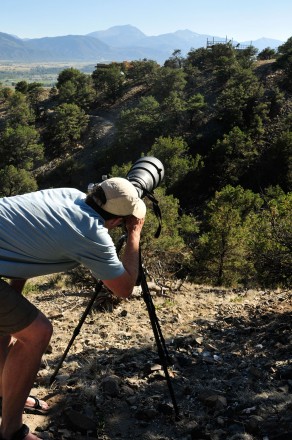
[103,277,134,299]
[114,286,133,299]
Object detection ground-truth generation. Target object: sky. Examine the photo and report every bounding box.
[1,0,291,43]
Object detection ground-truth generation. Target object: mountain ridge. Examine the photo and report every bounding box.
[0,25,284,64]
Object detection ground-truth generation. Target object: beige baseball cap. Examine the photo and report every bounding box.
[99,177,146,219]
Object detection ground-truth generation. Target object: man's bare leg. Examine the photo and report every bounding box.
[0,312,52,440]
[0,338,49,413]
[0,279,28,392]
[0,335,13,400]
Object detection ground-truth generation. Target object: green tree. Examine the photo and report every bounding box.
[260,130,292,191]
[211,126,259,188]
[0,86,13,101]
[147,136,196,189]
[183,63,203,97]
[116,95,161,149]
[192,185,262,286]
[5,91,35,127]
[257,47,276,60]
[275,37,292,90]
[164,49,184,69]
[45,103,89,157]
[215,67,267,130]
[56,68,95,109]
[267,86,285,118]
[0,124,43,170]
[125,59,159,87]
[186,93,206,128]
[185,43,252,79]
[92,63,125,102]
[15,80,28,94]
[15,81,45,108]
[110,161,132,179]
[141,188,196,278]
[0,165,38,196]
[251,188,292,288]
[159,91,186,133]
[235,45,258,69]
[209,43,238,81]
[26,82,46,113]
[185,47,211,71]
[150,66,187,102]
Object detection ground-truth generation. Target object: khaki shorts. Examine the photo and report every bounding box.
[0,278,39,336]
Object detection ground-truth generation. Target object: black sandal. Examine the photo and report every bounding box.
[24,396,48,414]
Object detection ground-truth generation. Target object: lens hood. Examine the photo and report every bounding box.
[127,156,164,198]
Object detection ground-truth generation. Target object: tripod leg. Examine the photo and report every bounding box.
[140,264,180,419]
[50,235,128,385]
[49,281,103,385]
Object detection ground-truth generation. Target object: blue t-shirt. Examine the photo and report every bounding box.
[0,188,125,280]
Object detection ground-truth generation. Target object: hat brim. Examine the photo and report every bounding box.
[132,198,147,219]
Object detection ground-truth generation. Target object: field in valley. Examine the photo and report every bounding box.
[0,61,96,87]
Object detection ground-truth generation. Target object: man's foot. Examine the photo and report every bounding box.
[1,423,40,439]
[24,396,49,413]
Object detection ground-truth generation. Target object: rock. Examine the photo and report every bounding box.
[135,407,158,421]
[248,366,263,379]
[189,426,211,439]
[64,408,96,432]
[101,375,121,396]
[157,402,174,415]
[277,365,292,379]
[198,390,227,409]
[126,396,137,405]
[227,423,245,435]
[245,415,263,434]
[270,434,292,440]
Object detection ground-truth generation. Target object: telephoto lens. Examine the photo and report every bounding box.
[126,156,164,198]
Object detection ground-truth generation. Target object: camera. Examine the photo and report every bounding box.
[126,156,164,198]
[88,156,164,199]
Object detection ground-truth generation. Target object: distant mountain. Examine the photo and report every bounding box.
[25,35,112,61]
[0,26,285,64]
[241,37,283,51]
[87,25,146,46]
[87,25,283,54]
[0,32,39,61]
[0,32,114,62]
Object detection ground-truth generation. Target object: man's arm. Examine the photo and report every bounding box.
[102,216,144,298]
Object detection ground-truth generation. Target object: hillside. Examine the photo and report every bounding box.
[1,46,291,291]
[0,41,291,440]
[20,279,292,439]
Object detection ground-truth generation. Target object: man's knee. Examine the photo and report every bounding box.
[36,312,53,344]
[14,312,53,349]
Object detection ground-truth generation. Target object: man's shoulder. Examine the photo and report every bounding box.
[42,187,85,198]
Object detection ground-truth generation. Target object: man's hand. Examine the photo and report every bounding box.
[124,215,145,235]
[102,215,145,298]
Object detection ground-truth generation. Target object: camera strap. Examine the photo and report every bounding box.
[144,190,162,238]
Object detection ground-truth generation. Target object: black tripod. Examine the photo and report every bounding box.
[50,234,180,419]
[137,246,180,419]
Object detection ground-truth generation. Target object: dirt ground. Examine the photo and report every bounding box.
[17,280,292,440]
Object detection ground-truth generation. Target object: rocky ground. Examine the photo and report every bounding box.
[19,279,292,440]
